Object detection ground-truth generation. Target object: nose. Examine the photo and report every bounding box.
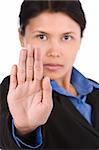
[47,40,61,57]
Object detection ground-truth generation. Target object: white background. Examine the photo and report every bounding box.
[0,0,99,83]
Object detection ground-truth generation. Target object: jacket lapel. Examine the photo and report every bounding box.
[57,91,99,138]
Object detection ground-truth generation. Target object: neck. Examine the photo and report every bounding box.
[55,68,78,96]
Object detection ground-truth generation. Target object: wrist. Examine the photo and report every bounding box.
[14,122,38,135]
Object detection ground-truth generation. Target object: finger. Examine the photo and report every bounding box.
[34,48,43,82]
[17,50,27,85]
[26,46,34,81]
[9,65,17,90]
[42,76,53,107]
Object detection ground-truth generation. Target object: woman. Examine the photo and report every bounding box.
[0,0,99,149]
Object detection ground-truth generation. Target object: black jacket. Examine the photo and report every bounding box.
[0,76,99,149]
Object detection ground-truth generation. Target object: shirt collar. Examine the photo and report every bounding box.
[50,67,93,97]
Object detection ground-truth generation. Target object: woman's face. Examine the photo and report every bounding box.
[20,12,81,80]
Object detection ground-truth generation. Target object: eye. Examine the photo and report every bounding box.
[35,34,47,41]
[62,35,73,41]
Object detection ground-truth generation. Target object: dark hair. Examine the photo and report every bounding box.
[19,0,86,37]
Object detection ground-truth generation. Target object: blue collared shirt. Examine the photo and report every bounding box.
[12,67,99,148]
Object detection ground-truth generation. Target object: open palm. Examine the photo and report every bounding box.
[7,47,53,134]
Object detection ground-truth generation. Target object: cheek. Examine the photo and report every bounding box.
[63,47,79,64]
[69,50,78,59]
[28,38,48,50]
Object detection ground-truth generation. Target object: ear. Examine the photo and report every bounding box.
[18,28,25,47]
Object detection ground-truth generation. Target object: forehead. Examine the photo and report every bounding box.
[26,12,80,33]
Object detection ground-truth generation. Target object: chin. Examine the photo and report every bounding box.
[43,71,64,80]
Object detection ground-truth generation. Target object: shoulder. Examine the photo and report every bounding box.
[88,79,99,97]
[0,76,10,116]
[88,78,99,89]
[0,76,10,97]
[0,76,10,88]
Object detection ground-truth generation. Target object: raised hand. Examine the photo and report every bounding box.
[7,46,53,135]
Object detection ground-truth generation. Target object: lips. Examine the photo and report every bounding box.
[43,64,63,71]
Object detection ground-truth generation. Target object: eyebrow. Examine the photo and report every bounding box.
[32,31,48,35]
[32,30,76,35]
